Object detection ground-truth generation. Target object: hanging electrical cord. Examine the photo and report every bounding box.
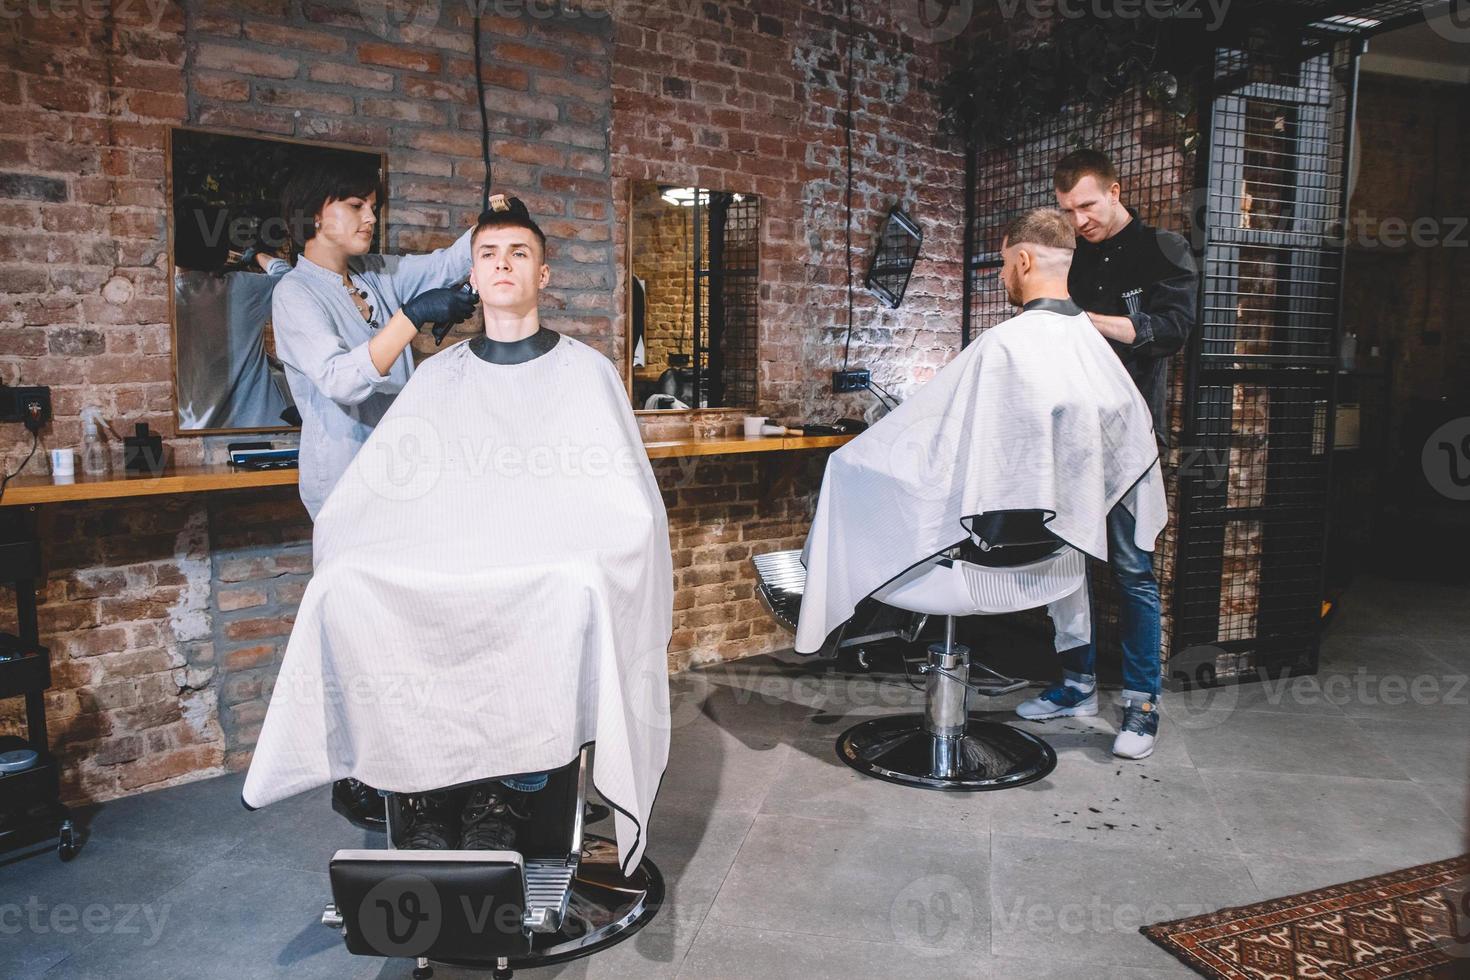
[0,431,39,506]
[839,0,856,372]
[864,380,895,412]
[473,14,494,213]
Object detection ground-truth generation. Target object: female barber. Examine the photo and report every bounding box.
[272,153,478,520]
[271,154,477,827]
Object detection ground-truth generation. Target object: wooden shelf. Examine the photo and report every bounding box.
[0,435,854,507]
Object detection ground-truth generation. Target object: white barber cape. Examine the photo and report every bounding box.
[242,335,673,873]
[795,303,1168,654]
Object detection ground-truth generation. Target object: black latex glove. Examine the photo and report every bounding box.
[401,283,479,345]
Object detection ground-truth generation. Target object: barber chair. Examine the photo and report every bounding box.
[321,748,662,978]
[753,511,1074,790]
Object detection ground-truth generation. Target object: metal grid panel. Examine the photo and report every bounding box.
[967,87,1190,342]
[715,193,759,409]
[1172,33,1357,680]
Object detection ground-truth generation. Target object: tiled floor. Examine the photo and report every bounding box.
[4,575,1466,979]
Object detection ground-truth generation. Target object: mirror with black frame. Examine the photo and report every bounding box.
[626,181,760,412]
[168,127,386,434]
[865,206,922,309]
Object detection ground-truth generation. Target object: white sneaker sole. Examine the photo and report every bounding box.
[1112,738,1156,760]
[1016,700,1099,721]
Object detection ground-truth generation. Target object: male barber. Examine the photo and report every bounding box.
[1015,149,1197,760]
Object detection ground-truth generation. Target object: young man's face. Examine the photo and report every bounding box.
[469,225,549,314]
[1054,174,1121,244]
[316,191,378,256]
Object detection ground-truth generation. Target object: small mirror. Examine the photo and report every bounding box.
[168,127,386,434]
[627,181,759,411]
[865,207,922,309]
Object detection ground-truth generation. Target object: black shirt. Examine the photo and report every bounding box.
[1068,210,1197,445]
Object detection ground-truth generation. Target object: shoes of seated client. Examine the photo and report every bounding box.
[1015,682,1099,721]
[1112,699,1159,760]
[460,784,532,850]
[399,791,458,849]
[331,777,386,830]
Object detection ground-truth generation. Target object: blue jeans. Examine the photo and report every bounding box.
[1057,502,1162,702]
[500,771,548,793]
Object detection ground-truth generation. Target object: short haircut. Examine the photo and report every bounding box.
[280,151,383,244]
[1002,208,1077,252]
[1053,149,1118,193]
[472,196,547,256]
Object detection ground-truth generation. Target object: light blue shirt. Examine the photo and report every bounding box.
[271,229,472,518]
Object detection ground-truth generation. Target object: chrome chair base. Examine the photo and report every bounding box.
[434,835,663,973]
[836,715,1057,791]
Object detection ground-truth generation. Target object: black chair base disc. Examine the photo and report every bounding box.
[434,835,664,973]
[837,714,1057,791]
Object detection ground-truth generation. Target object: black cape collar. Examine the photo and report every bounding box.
[468,327,560,364]
[1021,297,1083,316]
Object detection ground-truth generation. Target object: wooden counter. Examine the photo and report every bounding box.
[0,433,853,507]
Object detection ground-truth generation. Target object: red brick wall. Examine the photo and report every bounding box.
[0,0,967,799]
[613,0,966,667]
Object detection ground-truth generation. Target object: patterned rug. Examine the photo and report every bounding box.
[1141,854,1470,979]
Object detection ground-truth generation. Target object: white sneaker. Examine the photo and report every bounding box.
[1112,700,1159,759]
[1015,683,1099,721]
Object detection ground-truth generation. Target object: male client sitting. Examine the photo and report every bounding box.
[242,200,673,873]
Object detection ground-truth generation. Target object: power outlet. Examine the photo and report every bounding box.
[832,369,871,393]
[0,385,52,430]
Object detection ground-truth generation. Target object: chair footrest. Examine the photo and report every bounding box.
[524,860,576,933]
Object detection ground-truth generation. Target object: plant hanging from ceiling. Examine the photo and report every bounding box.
[940,3,1213,150]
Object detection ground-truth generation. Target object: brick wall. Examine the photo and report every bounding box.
[0,0,966,800]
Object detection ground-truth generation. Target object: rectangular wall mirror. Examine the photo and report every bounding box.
[627,181,759,412]
[168,127,387,434]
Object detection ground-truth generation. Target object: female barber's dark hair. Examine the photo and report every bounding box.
[472,196,547,256]
[280,151,384,244]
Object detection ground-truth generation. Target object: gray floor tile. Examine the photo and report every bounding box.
[1238,851,1433,900]
[222,783,382,873]
[677,924,993,979]
[38,859,365,980]
[758,736,994,834]
[987,955,1193,978]
[0,837,216,980]
[1417,778,1470,836]
[705,813,989,952]
[1345,717,1470,784]
[656,715,789,815]
[69,770,257,859]
[1179,711,1409,779]
[1199,769,1465,867]
[986,756,1236,855]
[988,834,1256,969]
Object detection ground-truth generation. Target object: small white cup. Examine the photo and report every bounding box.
[49,447,75,478]
[743,416,767,437]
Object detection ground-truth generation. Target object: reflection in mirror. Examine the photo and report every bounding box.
[169,128,385,433]
[628,181,759,411]
[865,206,922,309]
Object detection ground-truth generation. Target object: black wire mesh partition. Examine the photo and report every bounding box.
[715,194,760,409]
[1170,30,1360,680]
[961,15,1372,682]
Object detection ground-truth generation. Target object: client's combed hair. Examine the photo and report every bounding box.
[473,197,547,255]
[1002,208,1076,251]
